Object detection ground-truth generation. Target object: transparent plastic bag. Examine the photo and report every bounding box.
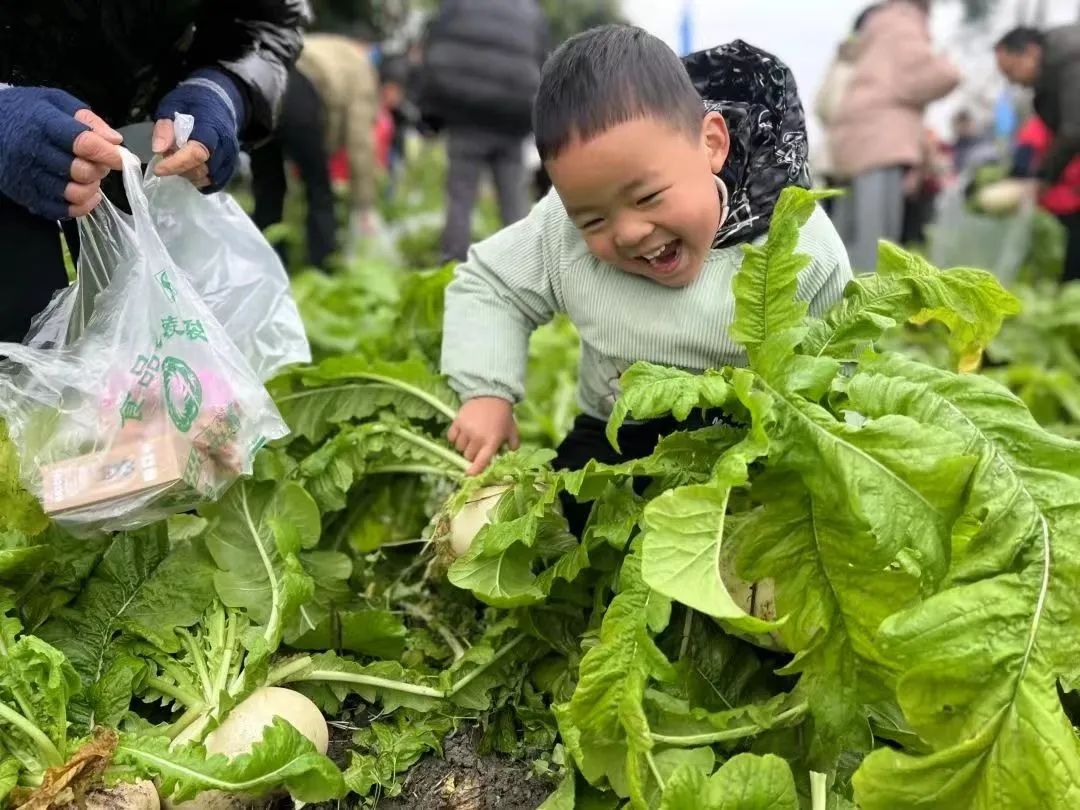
[927,178,1035,285]
[0,149,289,533]
[30,114,310,381]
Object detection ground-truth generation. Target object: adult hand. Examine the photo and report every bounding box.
[0,87,123,220]
[153,69,246,193]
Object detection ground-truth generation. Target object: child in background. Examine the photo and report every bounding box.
[440,26,852,524]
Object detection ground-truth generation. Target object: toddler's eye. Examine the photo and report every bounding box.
[581,218,604,231]
[636,192,661,206]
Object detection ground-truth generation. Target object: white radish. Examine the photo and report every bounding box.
[85,780,160,810]
[174,687,328,757]
[447,485,512,557]
[167,688,329,810]
[976,179,1032,215]
[719,561,786,652]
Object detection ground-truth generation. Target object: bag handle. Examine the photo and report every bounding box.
[116,147,158,237]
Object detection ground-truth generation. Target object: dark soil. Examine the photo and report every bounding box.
[374,730,555,810]
[269,720,555,810]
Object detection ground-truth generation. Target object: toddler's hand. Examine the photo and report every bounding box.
[448,397,519,476]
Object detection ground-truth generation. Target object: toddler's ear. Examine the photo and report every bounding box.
[702,112,730,173]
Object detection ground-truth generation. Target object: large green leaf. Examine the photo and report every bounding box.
[447,477,575,608]
[730,186,826,360]
[37,528,216,731]
[202,482,320,648]
[299,420,465,512]
[558,552,674,806]
[802,243,1019,364]
[291,608,407,659]
[660,753,800,810]
[114,717,345,803]
[0,625,79,771]
[0,426,47,537]
[640,375,773,632]
[844,354,1080,809]
[274,356,458,443]
[732,389,976,765]
[721,183,980,767]
[607,364,731,449]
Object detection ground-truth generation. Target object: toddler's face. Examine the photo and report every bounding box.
[546,113,729,288]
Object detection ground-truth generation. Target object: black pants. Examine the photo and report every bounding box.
[0,194,70,343]
[553,411,718,537]
[250,69,336,271]
[1061,213,1080,284]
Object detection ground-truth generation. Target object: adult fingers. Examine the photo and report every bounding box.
[153,141,210,177]
[70,157,110,184]
[182,165,211,189]
[68,191,104,219]
[72,130,123,170]
[152,118,175,155]
[64,180,101,207]
[73,109,123,145]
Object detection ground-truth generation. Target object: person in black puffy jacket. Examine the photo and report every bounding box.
[0,1,310,343]
[419,0,548,262]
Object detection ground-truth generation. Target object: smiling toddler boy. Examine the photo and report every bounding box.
[441,25,852,482]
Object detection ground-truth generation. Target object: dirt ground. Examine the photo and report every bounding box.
[270,722,555,810]
[374,730,554,810]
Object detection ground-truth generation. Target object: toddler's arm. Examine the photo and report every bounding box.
[441,193,565,473]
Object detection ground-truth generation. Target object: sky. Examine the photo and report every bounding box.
[622,0,1079,149]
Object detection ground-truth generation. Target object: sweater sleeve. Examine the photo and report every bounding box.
[797,206,854,317]
[441,192,565,403]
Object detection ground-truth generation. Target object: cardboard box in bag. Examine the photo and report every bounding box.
[40,432,208,517]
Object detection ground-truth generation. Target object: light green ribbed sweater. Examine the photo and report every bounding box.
[441,190,853,420]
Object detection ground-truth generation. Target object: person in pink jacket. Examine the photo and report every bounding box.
[827,0,960,270]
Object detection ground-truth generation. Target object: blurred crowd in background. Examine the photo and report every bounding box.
[246,0,1080,288]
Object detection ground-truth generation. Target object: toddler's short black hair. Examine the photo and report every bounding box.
[533,24,704,162]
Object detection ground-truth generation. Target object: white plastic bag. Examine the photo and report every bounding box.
[0,149,289,533]
[31,114,310,381]
[927,178,1034,285]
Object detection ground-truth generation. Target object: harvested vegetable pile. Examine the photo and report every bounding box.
[2,187,1079,810]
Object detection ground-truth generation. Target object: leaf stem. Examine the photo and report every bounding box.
[387,426,469,472]
[446,634,526,697]
[0,699,63,768]
[679,608,694,661]
[177,629,213,703]
[275,635,527,701]
[645,751,665,793]
[266,656,315,686]
[283,670,445,698]
[288,373,458,421]
[237,486,282,646]
[367,463,465,479]
[145,677,202,710]
[649,703,809,747]
[165,704,206,742]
